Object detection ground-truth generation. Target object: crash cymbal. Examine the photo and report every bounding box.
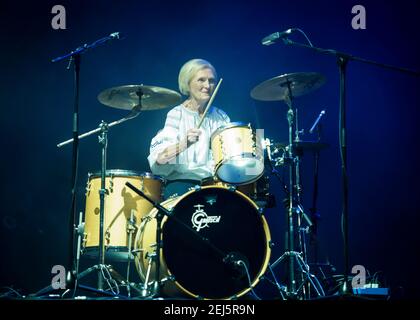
[273,141,329,152]
[250,72,326,101]
[98,85,182,111]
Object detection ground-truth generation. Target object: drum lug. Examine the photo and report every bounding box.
[269,240,275,248]
[85,180,91,196]
[140,176,145,192]
[105,230,111,246]
[190,185,201,192]
[109,174,114,193]
[228,184,236,192]
[168,193,179,200]
[167,207,174,216]
[141,214,152,223]
[219,135,226,157]
[162,274,176,283]
[82,233,88,249]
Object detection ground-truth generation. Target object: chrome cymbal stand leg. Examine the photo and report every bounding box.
[294,252,325,297]
[125,209,137,298]
[97,121,109,290]
[141,251,156,298]
[73,211,85,296]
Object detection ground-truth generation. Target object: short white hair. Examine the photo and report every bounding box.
[178,59,217,96]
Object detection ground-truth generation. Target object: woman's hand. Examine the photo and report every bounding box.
[185,128,202,146]
[156,128,201,165]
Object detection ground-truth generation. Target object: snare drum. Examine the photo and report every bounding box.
[83,169,165,261]
[134,185,271,299]
[211,122,264,185]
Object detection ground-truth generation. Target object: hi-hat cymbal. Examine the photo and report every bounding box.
[250,72,326,101]
[98,85,182,111]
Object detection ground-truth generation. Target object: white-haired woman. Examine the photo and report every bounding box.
[147,59,230,197]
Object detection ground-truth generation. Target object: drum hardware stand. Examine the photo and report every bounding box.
[125,181,194,299]
[308,113,324,264]
[67,119,144,297]
[74,211,85,292]
[140,251,157,297]
[67,120,128,295]
[50,32,124,292]
[124,182,171,298]
[281,34,420,296]
[54,110,143,298]
[125,209,137,297]
[268,83,325,300]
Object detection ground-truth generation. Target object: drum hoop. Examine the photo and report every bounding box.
[210,121,250,141]
[141,185,272,299]
[88,169,166,183]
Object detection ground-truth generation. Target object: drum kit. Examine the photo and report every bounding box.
[57,72,329,300]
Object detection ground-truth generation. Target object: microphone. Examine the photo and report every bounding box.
[262,28,295,46]
[309,110,326,134]
[109,32,121,40]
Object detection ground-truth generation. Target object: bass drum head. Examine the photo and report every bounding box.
[162,186,271,299]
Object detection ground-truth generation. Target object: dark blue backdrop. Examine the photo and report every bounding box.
[1,0,419,298]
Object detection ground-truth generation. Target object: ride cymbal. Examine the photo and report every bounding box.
[251,72,326,101]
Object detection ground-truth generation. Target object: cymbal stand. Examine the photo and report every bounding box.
[75,120,128,293]
[281,36,420,295]
[140,250,158,297]
[74,120,143,296]
[125,209,137,298]
[309,121,322,264]
[97,120,108,289]
[54,111,143,298]
[50,33,125,291]
[91,89,145,293]
[270,82,324,299]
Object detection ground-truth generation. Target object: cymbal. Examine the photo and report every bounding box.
[274,141,329,152]
[250,72,326,101]
[98,85,182,111]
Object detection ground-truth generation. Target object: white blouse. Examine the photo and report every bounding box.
[148,104,230,181]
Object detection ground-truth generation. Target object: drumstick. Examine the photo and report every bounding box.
[197,78,223,129]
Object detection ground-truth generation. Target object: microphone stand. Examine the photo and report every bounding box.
[282,37,420,295]
[51,32,123,291]
[309,122,322,264]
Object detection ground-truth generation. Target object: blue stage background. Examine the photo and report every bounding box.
[0,0,419,298]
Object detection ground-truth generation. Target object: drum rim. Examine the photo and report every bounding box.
[168,186,271,299]
[210,121,250,141]
[214,156,265,185]
[88,169,166,182]
[137,185,271,299]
